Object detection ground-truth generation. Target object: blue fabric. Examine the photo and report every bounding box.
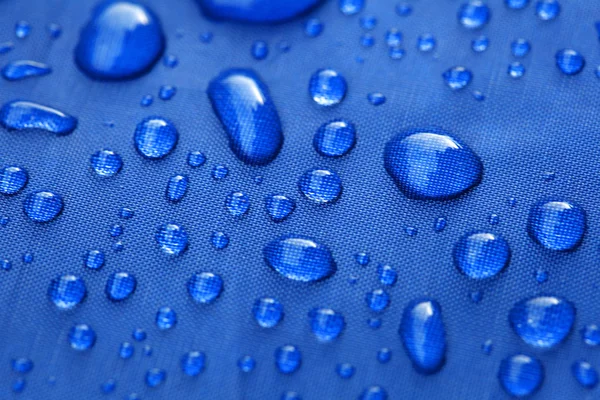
[1,0,599,399]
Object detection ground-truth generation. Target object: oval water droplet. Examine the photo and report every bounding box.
[509,295,575,349]
[166,175,189,203]
[336,363,355,379]
[0,101,77,135]
[527,199,586,251]
[84,250,105,270]
[253,297,284,328]
[238,355,256,372]
[366,289,390,312]
[49,275,86,310]
[508,62,525,78]
[0,166,28,195]
[158,85,176,100]
[399,298,446,374]
[309,308,345,341]
[155,223,188,255]
[105,272,137,301]
[555,49,585,75]
[304,18,324,37]
[377,264,397,286]
[384,129,483,200]
[498,354,544,397]
[134,117,178,159]
[339,0,363,15]
[2,61,51,81]
[68,324,96,351]
[155,307,177,330]
[198,0,323,23]
[275,345,301,374]
[210,231,229,249]
[75,1,164,80]
[187,272,223,304]
[23,191,64,223]
[313,119,356,158]
[225,191,250,216]
[417,34,436,52]
[309,69,347,106]
[265,194,296,222]
[442,67,473,90]
[582,324,600,346]
[471,35,489,52]
[453,232,510,279]
[145,368,166,387]
[572,360,598,389]
[536,0,560,20]
[251,40,268,60]
[458,1,490,29]
[360,386,388,400]
[90,149,123,177]
[181,351,206,376]
[505,0,529,8]
[511,38,531,57]
[15,21,31,39]
[207,69,283,166]
[187,151,206,167]
[11,358,33,374]
[263,235,336,282]
[298,169,343,204]
[119,342,134,359]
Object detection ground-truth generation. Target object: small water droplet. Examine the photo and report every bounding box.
[0,42,15,54]
[225,191,250,216]
[385,29,402,47]
[155,223,189,256]
[143,345,152,356]
[265,195,296,222]
[238,355,256,372]
[535,269,548,283]
[101,379,116,394]
[106,272,136,301]
[166,175,189,203]
[511,39,531,57]
[48,274,86,310]
[298,169,343,204]
[212,164,229,180]
[339,0,364,15]
[119,342,134,359]
[582,324,600,346]
[442,66,473,90]
[163,54,178,68]
[187,272,224,304]
[140,94,154,107]
[309,308,345,341]
[0,165,28,195]
[366,289,390,312]
[281,392,302,400]
[481,339,493,354]
[132,328,146,342]
[360,33,375,48]
[388,46,405,59]
[405,226,417,236]
[417,34,436,52]
[505,0,529,9]
[158,85,177,100]
[471,35,489,52]
[355,252,370,266]
[2,61,51,81]
[536,0,560,20]
[377,348,392,364]
[251,40,269,60]
[85,250,105,270]
[453,232,510,279]
[68,324,96,351]
[508,62,525,78]
[181,351,206,376]
[309,69,347,106]
[90,149,123,177]
[187,151,206,167]
[498,354,544,397]
[134,117,178,159]
[359,15,377,30]
[336,363,355,379]
[314,120,356,158]
[199,31,213,43]
[0,100,77,135]
[470,290,483,303]
[572,360,598,389]
[458,1,491,29]
[145,368,166,387]
[396,3,413,16]
[368,318,382,329]
[15,21,31,39]
[120,207,134,219]
[377,264,397,286]
[22,253,33,264]
[2,259,12,271]
[555,49,585,75]
[304,18,324,37]
[434,217,447,232]
[253,297,284,328]
[360,386,388,400]
[11,358,33,374]
[528,199,585,251]
[275,345,301,374]
[155,307,177,330]
[210,231,230,249]
[367,93,386,106]
[110,224,123,238]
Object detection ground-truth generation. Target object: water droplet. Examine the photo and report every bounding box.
[359,15,377,30]
[572,361,598,389]
[417,34,436,52]
[225,191,250,216]
[198,0,323,23]
[12,378,25,393]
[396,3,412,15]
[281,392,302,400]
[535,269,548,283]
[163,54,178,68]
[238,355,256,372]
[442,66,473,90]
[264,235,337,282]
[471,35,489,52]
[339,0,363,15]
[155,223,189,255]
[399,298,446,374]
[472,90,485,101]
[251,40,268,60]
[155,307,177,330]
[0,100,77,135]
[15,21,31,39]
[360,33,375,48]
[527,199,585,251]
[536,0,560,20]
[368,318,382,329]
[210,231,230,249]
[2,259,12,271]
[253,297,284,328]
[208,69,283,165]
[366,289,390,312]
[101,379,116,394]
[140,94,153,107]
[596,65,600,79]
[309,69,347,106]
[555,49,585,75]
[132,328,146,342]
[511,39,531,57]
[470,290,483,303]
[23,191,64,223]
[509,295,575,349]
[458,1,490,29]
[85,250,105,270]
[11,358,33,374]
[505,0,529,9]
[498,354,544,397]
[298,169,343,204]
[134,117,178,159]
[145,368,166,387]
[434,217,447,232]
[106,272,136,301]
[313,120,356,158]
[187,151,206,167]
[158,85,176,100]
[112,240,124,252]
[385,29,402,47]
[212,164,229,180]
[304,18,324,37]
[377,348,392,364]
[22,253,33,264]
[199,31,213,43]
[508,62,525,78]
[166,175,189,203]
[360,386,388,400]
[2,61,51,81]
[355,252,370,266]
[181,351,206,376]
[367,93,386,106]
[187,272,224,304]
[384,129,483,200]
[0,216,9,226]
[143,345,152,356]
[0,166,28,195]
[388,46,405,59]
[377,264,397,286]
[0,42,15,54]
[309,308,345,341]
[582,324,600,346]
[481,339,493,354]
[110,224,123,237]
[119,342,134,359]
[275,345,301,374]
[265,195,296,223]
[90,149,123,177]
[336,363,355,379]
[68,324,96,351]
[75,1,164,80]
[48,275,86,310]
[453,232,510,279]
[278,41,291,52]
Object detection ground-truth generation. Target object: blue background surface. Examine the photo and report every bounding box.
[1,0,600,399]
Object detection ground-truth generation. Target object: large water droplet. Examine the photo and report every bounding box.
[207,69,283,166]
[105,272,137,301]
[442,67,473,90]
[2,60,51,81]
[181,351,206,376]
[155,223,188,255]
[198,0,323,23]
[399,298,446,374]
[384,129,483,200]
[90,149,123,177]
[134,117,178,159]
[509,295,575,349]
[275,345,301,374]
[498,354,544,397]
[0,166,28,195]
[309,308,345,341]
[572,360,598,389]
[555,49,585,75]
[309,69,347,106]
[0,101,77,135]
[253,297,284,328]
[75,1,164,80]
[453,232,510,279]
[265,194,296,222]
[458,1,491,29]
[313,120,356,158]
[166,175,189,203]
[187,272,223,304]
[527,200,585,251]
[263,235,336,282]
[298,169,343,204]
[23,191,64,222]
[68,324,96,351]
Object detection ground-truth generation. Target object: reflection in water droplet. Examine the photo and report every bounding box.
[158,85,176,100]
[69,324,96,351]
[555,49,585,75]
[156,307,177,330]
[90,150,123,177]
[527,200,585,251]
[265,195,296,222]
[187,272,223,304]
[536,0,560,20]
[188,151,206,167]
[238,355,256,372]
[275,345,301,374]
[264,235,336,282]
[384,129,483,200]
[417,34,436,52]
[377,348,392,364]
[155,224,188,255]
[377,265,397,286]
[314,120,356,158]
[210,231,229,249]
[366,289,390,312]
[339,0,363,15]
[471,35,489,52]
[582,324,600,346]
[75,1,164,80]
[399,298,446,374]
[360,386,388,400]
[509,295,575,349]
[309,308,345,341]
[0,101,77,135]
[145,368,166,387]
[251,40,269,60]
[181,351,206,376]
[572,361,599,389]
[298,169,343,204]
[508,62,525,78]
[453,232,510,279]
[49,275,86,310]
[309,69,347,106]
[458,1,491,29]
[105,272,136,301]
[498,354,544,397]
[85,250,105,270]
[134,117,178,159]
[226,191,250,216]
[253,297,284,328]
[2,61,51,81]
[0,166,28,195]
[166,175,189,203]
[355,252,370,266]
[442,67,473,90]
[304,18,324,37]
[336,363,355,379]
[15,21,31,39]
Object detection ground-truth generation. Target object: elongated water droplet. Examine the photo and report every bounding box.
[265,194,296,222]
[313,120,356,158]
[572,361,598,389]
[208,69,283,165]
[85,250,105,270]
[263,235,336,282]
[251,40,268,60]
[0,166,28,195]
[198,0,323,23]
[527,199,585,251]
[275,345,301,374]
[253,297,284,328]
[105,272,136,301]
[309,308,345,341]
[166,175,189,203]
[75,1,165,80]
[187,272,223,304]
[0,101,77,135]
[458,1,490,29]
[377,264,397,286]
[453,232,510,279]
[298,169,343,204]
[23,191,63,222]
[68,324,96,351]
[555,49,585,75]
[498,354,544,397]
[134,117,178,159]
[309,69,347,106]
[399,298,446,374]
[181,351,206,376]
[442,67,472,90]
[90,149,123,177]
[2,61,51,81]
[505,0,528,8]
[384,129,483,200]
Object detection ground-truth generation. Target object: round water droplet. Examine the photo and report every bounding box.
[140,94,153,107]
[163,54,178,68]
[212,165,229,180]
[505,0,529,9]
[453,232,510,279]
[48,275,86,310]
[508,62,525,78]
[253,297,284,328]
[572,361,598,389]
[498,354,544,397]
[536,0,560,20]
[366,289,390,312]
[15,21,31,39]
[75,1,165,80]
[225,191,250,216]
[90,150,123,177]
[458,1,491,29]
[555,49,585,75]
[336,363,355,379]
[23,191,64,223]
[187,151,206,167]
[134,117,178,159]
[359,15,377,30]
[105,272,136,301]
[471,35,489,52]
[527,199,585,251]
[384,129,483,200]
[181,351,206,376]
[187,272,224,304]
[85,250,105,270]
[442,66,473,90]
[481,339,493,354]
[132,328,146,342]
[155,223,189,255]
[309,308,345,341]
[251,40,268,60]
[166,175,189,203]
[210,231,229,249]
[367,93,386,106]
[385,29,402,47]
[158,85,176,100]
[309,69,347,106]
[119,342,134,359]
[0,166,28,195]
[388,46,405,60]
[265,195,296,223]
[582,324,600,346]
[377,264,397,286]
[155,307,177,330]
[434,217,447,232]
[509,295,575,349]
[11,358,33,374]
[360,386,388,400]
[145,368,166,387]
[377,348,392,364]
[304,18,324,37]
[511,39,531,57]
[275,345,301,374]
[417,34,436,52]
[314,120,356,158]
[238,355,256,372]
[355,252,370,266]
[339,0,363,15]
[101,379,116,394]
[298,169,343,204]
[68,324,96,351]
[0,42,14,54]
[264,235,337,282]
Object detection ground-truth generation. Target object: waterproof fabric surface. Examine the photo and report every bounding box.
[1,0,600,399]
